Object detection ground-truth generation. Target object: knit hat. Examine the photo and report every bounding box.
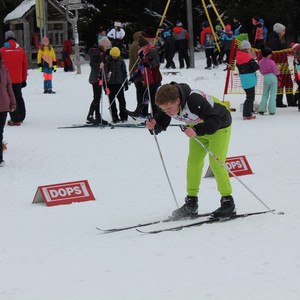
[176,21,183,27]
[215,25,222,31]
[273,23,286,34]
[261,47,272,57]
[202,21,209,28]
[98,36,112,48]
[138,37,149,47]
[291,43,300,52]
[240,40,251,50]
[42,36,49,44]
[144,26,156,38]
[225,24,231,32]
[5,30,16,41]
[110,47,120,57]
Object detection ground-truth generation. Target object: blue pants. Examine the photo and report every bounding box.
[259,73,277,114]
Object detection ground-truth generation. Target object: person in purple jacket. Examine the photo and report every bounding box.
[0,52,16,166]
[258,47,280,115]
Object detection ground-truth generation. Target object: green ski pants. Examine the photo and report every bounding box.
[187,125,232,198]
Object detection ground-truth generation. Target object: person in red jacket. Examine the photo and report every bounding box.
[62,38,74,72]
[0,51,16,166]
[0,31,28,126]
[200,21,217,70]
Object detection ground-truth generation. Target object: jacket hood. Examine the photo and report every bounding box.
[173,26,184,34]
[203,27,212,34]
[4,39,18,49]
[170,81,191,107]
[132,31,144,41]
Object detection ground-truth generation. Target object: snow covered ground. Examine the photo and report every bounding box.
[1,51,300,300]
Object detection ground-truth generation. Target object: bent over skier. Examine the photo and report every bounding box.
[146,82,235,220]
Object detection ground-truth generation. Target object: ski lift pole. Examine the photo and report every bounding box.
[154,0,172,45]
[201,0,220,53]
[208,0,225,29]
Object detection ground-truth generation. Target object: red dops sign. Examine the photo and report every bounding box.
[33,180,95,206]
[205,155,253,178]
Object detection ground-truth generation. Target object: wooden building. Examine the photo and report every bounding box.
[4,0,73,68]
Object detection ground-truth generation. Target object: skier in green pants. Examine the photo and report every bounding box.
[146,82,235,220]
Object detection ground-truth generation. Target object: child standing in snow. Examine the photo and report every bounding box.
[236,40,260,120]
[105,47,128,123]
[0,52,16,166]
[258,47,280,115]
[37,36,57,94]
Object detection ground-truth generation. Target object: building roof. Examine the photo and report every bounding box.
[4,0,35,23]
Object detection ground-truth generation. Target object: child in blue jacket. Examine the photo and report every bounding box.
[236,40,260,120]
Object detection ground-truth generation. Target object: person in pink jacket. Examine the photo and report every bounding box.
[0,52,17,166]
[258,47,280,115]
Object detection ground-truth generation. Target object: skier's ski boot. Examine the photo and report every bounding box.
[86,115,96,125]
[211,196,236,219]
[95,114,109,126]
[171,196,198,220]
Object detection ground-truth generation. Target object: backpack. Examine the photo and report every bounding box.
[255,26,264,41]
[204,32,215,48]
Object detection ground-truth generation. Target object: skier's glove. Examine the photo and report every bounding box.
[53,65,57,72]
[39,67,43,72]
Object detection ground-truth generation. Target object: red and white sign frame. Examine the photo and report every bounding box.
[205,155,253,178]
[32,180,95,206]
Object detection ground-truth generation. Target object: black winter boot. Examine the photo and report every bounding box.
[171,196,198,220]
[211,196,236,219]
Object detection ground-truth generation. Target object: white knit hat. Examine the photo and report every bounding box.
[273,23,286,34]
[240,40,251,50]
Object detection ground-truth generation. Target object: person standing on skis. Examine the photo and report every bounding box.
[146,82,235,220]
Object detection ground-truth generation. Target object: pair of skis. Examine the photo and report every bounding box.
[97,210,275,234]
[58,122,147,129]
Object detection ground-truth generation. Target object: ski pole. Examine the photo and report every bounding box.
[102,70,113,121]
[145,69,179,208]
[179,125,274,214]
[107,77,128,109]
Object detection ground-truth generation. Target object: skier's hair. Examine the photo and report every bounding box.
[155,84,179,106]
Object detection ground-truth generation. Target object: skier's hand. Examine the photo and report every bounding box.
[146,118,156,130]
[182,126,197,138]
[39,67,42,72]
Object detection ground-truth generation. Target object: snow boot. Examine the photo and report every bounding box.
[211,196,236,219]
[171,196,198,220]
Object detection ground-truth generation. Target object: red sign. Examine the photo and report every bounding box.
[204,155,253,178]
[32,180,95,206]
[225,155,253,177]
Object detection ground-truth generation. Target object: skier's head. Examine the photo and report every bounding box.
[155,84,181,116]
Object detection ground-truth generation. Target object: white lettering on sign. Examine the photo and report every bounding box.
[48,186,83,198]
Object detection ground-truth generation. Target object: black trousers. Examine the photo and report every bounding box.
[243,86,255,117]
[87,82,102,118]
[108,84,127,121]
[10,83,26,122]
[0,112,8,161]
